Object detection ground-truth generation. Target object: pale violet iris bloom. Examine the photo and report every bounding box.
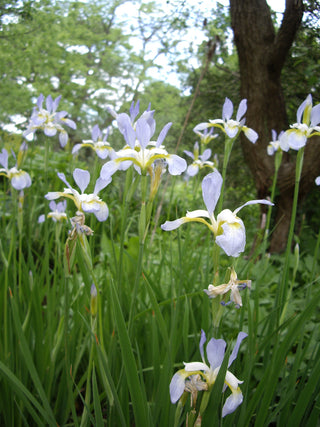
[45,168,110,222]
[0,148,31,190]
[23,94,76,147]
[194,98,258,143]
[267,130,289,155]
[193,126,218,145]
[316,176,320,186]
[72,124,114,160]
[38,200,68,224]
[170,330,247,417]
[161,170,273,257]
[100,102,186,179]
[184,142,216,177]
[283,94,320,150]
[204,267,251,308]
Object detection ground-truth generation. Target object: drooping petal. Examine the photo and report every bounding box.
[166,155,187,175]
[186,164,199,176]
[184,361,208,372]
[222,98,233,121]
[73,168,90,193]
[169,370,188,404]
[216,215,246,257]
[186,209,210,219]
[236,99,247,122]
[228,332,248,367]
[45,191,63,200]
[11,171,32,190]
[72,144,82,154]
[233,199,273,215]
[203,282,231,298]
[243,126,258,143]
[59,131,68,147]
[202,170,222,216]
[287,130,307,150]
[94,176,112,194]
[100,160,120,179]
[193,122,211,132]
[206,338,226,370]
[57,172,72,189]
[222,389,243,417]
[93,202,109,222]
[161,218,186,231]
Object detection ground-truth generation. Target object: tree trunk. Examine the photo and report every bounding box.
[229,0,320,252]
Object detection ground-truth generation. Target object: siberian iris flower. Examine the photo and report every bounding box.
[283,94,320,150]
[45,168,110,222]
[170,330,247,417]
[161,170,273,257]
[267,129,289,155]
[193,98,258,143]
[184,142,217,177]
[204,267,251,308]
[100,102,187,180]
[38,200,68,224]
[0,148,31,190]
[193,126,218,145]
[23,94,76,147]
[316,176,320,186]
[72,124,114,159]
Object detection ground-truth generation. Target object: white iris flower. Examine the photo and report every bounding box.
[161,170,273,257]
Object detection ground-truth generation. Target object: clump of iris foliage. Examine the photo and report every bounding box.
[0,93,320,426]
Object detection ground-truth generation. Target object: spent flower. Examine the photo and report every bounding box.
[100,101,187,180]
[72,124,114,159]
[194,98,258,143]
[161,170,273,257]
[23,94,76,147]
[0,147,31,190]
[170,330,247,417]
[204,267,251,308]
[45,168,110,222]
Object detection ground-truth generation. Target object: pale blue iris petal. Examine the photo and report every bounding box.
[73,168,90,193]
[216,222,246,257]
[59,131,68,147]
[310,103,320,127]
[161,218,185,231]
[0,148,8,169]
[202,170,222,216]
[186,164,199,176]
[243,127,258,143]
[287,131,307,150]
[166,155,187,175]
[93,202,109,222]
[236,99,247,122]
[169,371,187,404]
[193,122,210,132]
[228,332,248,367]
[57,172,72,189]
[136,117,151,149]
[199,329,207,362]
[296,96,310,123]
[91,124,101,141]
[200,148,211,161]
[46,94,53,112]
[222,97,233,121]
[222,390,243,417]
[206,338,226,370]
[94,176,111,195]
[234,199,273,215]
[52,95,62,112]
[72,144,82,154]
[156,122,172,147]
[100,160,119,180]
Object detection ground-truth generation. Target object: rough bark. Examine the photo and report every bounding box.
[230,0,320,252]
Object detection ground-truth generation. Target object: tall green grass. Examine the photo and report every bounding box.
[0,101,319,427]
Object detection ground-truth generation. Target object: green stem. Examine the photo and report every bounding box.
[278,147,304,322]
[217,137,234,213]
